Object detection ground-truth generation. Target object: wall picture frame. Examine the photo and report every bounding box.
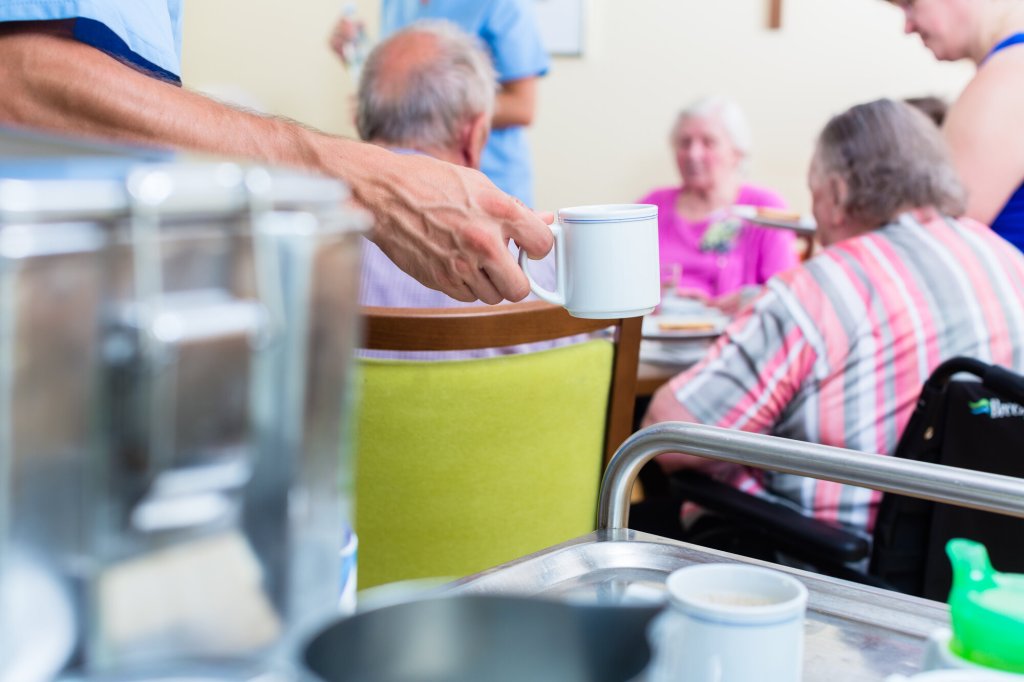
[532,0,586,57]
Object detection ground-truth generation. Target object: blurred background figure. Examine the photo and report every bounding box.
[892,0,1024,251]
[635,99,1024,541]
[903,95,949,126]
[637,97,797,316]
[355,20,563,358]
[331,0,548,207]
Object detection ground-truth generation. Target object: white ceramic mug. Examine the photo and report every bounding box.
[647,563,808,682]
[519,204,660,319]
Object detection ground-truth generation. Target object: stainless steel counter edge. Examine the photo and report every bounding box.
[451,529,948,639]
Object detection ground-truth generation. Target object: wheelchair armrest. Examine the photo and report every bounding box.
[670,471,870,565]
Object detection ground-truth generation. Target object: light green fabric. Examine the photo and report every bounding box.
[354,339,613,589]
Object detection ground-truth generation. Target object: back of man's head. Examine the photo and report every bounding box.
[357,21,497,163]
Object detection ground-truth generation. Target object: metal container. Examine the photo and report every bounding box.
[303,595,660,682]
[0,131,368,680]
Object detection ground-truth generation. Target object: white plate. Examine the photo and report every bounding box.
[640,340,711,368]
[732,205,817,235]
[658,294,712,316]
[643,314,728,341]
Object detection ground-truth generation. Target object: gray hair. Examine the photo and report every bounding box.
[671,96,753,158]
[815,98,966,226]
[357,20,497,150]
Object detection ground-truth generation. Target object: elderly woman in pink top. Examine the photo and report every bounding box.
[638,97,797,313]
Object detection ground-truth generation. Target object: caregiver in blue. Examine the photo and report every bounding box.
[891,0,1024,252]
[0,1,554,306]
[335,0,549,208]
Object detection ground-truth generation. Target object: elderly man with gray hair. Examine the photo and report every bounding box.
[357,20,496,173]
[357,21,498,314]
[637,98,1024,542]
[356,20,559,358]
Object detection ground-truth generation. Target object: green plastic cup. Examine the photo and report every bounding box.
[946,539,1024,674]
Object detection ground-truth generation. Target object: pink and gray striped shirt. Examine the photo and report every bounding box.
[645,214,1024,535]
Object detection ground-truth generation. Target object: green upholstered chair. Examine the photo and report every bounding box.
[354,302,641,589]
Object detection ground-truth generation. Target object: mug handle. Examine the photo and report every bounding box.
[518,220,566,306]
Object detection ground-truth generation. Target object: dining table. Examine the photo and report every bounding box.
[635,296,726,398]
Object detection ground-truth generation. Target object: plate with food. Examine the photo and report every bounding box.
[640,339,712,367]
[732,205,816,235]
[642,314,729,341]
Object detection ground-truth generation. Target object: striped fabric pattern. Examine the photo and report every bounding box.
[646,214,1024,534]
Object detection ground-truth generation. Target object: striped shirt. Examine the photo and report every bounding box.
[645,214,1024,535]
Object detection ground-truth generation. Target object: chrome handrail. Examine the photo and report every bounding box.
[598,422,1024,531]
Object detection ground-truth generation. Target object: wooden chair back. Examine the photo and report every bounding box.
[361,301,641,464]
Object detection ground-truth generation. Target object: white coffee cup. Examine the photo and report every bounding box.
[646,563,808,682]
[519,204,660,319]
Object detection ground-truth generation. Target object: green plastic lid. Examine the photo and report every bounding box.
[946,538,1024,674]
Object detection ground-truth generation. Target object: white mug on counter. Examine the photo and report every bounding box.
[646,563,808,682]
[518,204,660,319]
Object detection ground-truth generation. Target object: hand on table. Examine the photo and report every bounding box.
[708,291,745,316]
[671,287,710,304]
[708,286,761,316]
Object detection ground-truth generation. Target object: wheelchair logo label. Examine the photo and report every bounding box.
[968,398,1024,419]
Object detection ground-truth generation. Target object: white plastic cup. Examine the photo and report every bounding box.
[647,563,808,682]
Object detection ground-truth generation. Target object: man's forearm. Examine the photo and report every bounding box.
[0,29,393,184]
[0,26,553,305]
[491,77,538,129]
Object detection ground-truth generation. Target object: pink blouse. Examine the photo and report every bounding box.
[638,184,798,298]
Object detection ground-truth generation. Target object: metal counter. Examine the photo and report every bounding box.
[450,422,1024,681]
[451,529,946,681]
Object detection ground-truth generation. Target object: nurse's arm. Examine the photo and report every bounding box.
[492,76,538,129]
[943,51,1024,225]
[0,24,553,304]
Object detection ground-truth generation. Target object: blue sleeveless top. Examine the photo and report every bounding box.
[985,33,1024,251]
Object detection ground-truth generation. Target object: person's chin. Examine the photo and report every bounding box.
[922,38,954,61]
[682,176,712,191]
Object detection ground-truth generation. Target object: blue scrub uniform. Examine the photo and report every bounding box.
[381,0,549,207]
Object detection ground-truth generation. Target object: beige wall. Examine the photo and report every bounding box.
[181,0,972,213]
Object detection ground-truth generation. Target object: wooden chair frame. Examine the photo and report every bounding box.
[360,301,642,466]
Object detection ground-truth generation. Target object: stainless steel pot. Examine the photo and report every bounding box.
[0,130,368,680]
[303,595,661,682]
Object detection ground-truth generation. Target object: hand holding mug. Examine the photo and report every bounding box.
[518,204,660,319]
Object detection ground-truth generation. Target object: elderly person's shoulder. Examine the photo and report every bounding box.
[955,213,1021,242]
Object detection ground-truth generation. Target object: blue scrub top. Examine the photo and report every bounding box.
[0,1,183,83]
[381,0,550,207]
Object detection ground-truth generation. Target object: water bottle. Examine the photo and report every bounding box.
[340,2,370,85]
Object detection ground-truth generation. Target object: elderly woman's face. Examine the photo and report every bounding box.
[672,116,744,193]
[893,0,975,61]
